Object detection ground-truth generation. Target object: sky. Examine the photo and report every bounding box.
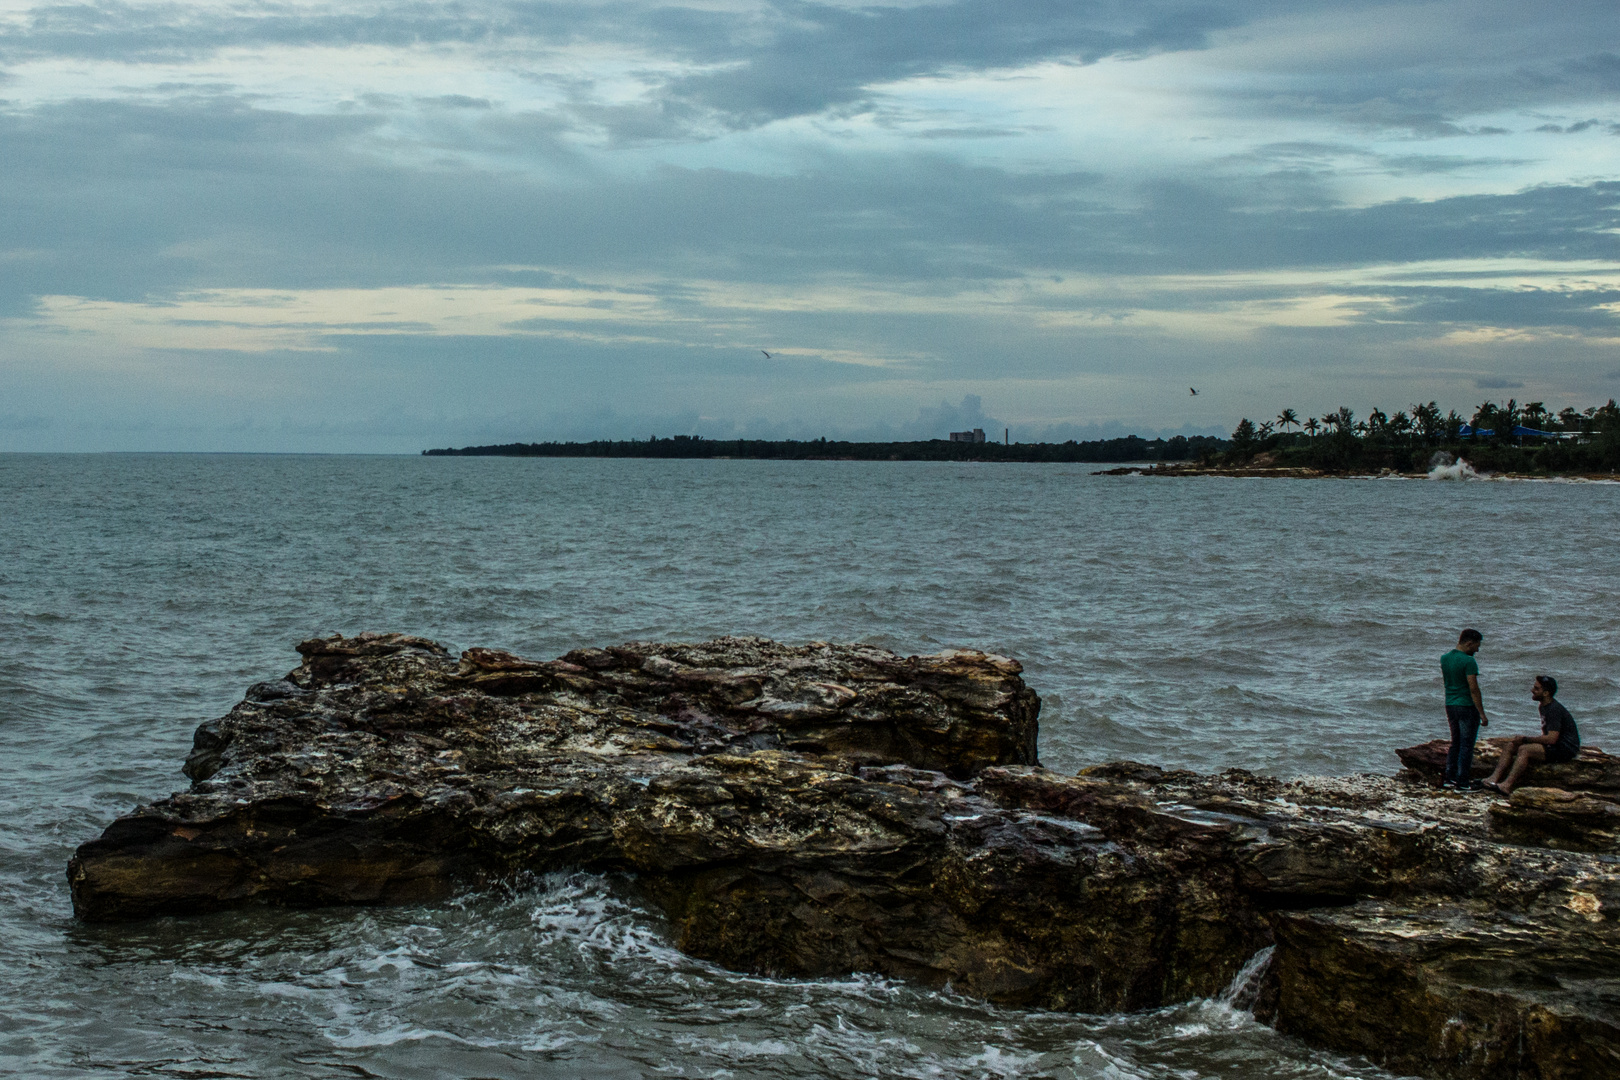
[3,0,1620,451]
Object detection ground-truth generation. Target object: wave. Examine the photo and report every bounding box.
[1427,458,1480,481]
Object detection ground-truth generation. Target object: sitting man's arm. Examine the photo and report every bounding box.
[1467,673,1488,727]
[1510,718,1562,749]
[1529,716,1563,746]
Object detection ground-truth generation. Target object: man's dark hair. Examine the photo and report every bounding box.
[1536,674,1558,696]
[1459,628,1483,645]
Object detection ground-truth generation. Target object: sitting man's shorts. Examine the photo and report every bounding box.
[1546,744,1579,765]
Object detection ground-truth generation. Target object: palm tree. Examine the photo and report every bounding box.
[1277,408,1300,433]
[1411,402,1442,441]
[1258,421,1275,438]
[1304,417,1320,437]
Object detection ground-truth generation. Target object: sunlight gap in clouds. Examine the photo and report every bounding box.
[18,258,1620,362]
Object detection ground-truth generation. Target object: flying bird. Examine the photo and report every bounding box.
[761,350,772,358]
[1189,387,1199,396]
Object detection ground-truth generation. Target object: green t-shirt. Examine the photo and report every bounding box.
[1441,648,1479,707]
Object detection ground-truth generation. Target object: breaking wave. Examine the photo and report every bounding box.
[1428,457,1480,480]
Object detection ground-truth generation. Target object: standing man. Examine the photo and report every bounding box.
[1481,676,1580,795]
[1440,629,1488,790]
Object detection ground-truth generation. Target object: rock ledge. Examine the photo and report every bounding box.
[70,635,1620,1080]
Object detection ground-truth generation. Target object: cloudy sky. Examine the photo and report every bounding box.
[3,0,1620,451]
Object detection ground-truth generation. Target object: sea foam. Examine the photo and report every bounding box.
[1428,458,1479,480]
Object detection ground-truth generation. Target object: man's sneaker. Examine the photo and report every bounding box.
[1462,780,1486,792]
[1439,781,1456,790]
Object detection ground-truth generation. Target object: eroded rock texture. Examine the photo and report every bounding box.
[70,636,1620,1080]
[1398,736,1620,795]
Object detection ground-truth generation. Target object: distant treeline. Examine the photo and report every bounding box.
[423,434,1229,463]
[1225,399,1620,474]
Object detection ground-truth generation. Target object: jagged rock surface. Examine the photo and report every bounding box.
[1398,737,1620,794]
[1399,737,1620,854]
[70,636,1620,1080]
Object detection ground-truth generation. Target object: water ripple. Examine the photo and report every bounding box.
[3,453,1616,1077]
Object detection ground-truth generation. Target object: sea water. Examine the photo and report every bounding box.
[2,453,1616,1078]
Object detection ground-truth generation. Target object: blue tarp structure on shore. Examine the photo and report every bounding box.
[1458,424,1570,439]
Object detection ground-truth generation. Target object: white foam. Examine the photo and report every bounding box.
[1428,458,1480,481]
[325,1022,494,1049]
[1216,945,1275,1010]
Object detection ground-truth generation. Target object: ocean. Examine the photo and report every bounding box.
[3,453,1616,1078]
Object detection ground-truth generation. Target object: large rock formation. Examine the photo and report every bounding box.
[70,635,1619,1079]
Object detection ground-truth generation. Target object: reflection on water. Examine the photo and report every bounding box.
[3,454,1616,1077]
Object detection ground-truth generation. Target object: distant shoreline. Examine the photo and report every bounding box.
[422,434,1229,464]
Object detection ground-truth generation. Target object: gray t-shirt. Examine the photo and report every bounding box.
[1540,700,1580,757]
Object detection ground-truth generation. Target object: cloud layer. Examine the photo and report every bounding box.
[3,0,1620,450]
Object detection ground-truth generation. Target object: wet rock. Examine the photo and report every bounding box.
[1397,737,1620,794]
[1267,901,1620,1080]
[1489,787,1620,852]
[71,632,1041,926]
[69,636,1620,1080]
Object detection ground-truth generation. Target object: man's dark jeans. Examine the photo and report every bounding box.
[1444,704,1481,785]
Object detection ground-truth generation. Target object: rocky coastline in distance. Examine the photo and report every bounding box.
[1092,459,1620,481]
[70,634,1619,1080]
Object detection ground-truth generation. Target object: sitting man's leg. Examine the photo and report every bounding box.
[1486,738,1521,786]
[1498,742,1546,794]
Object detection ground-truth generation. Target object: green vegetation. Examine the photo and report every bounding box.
[1223,399,1620,474]
[422,398,1620,474]
[423,434,1228,463]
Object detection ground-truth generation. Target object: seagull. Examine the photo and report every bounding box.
[1189,387,1199,396]
[761,350,772,358]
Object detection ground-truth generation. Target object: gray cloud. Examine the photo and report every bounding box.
[4,0,595,61]
[6,0,1620,449]
[1354,287,1620,331]
[4,1,1618,144]
[6,95,1620,316]
[655,0,1246,133]
[1535,118,1604,133]
[1475,377,1525,389]
[1567,52,1620,90]
[421,95,494,110]
[1232,140,1531,174]
[0,0,1256,139]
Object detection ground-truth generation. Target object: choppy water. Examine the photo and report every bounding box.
[3,453,1617,1078]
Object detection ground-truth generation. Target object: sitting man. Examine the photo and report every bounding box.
[1482,675,1580,795]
